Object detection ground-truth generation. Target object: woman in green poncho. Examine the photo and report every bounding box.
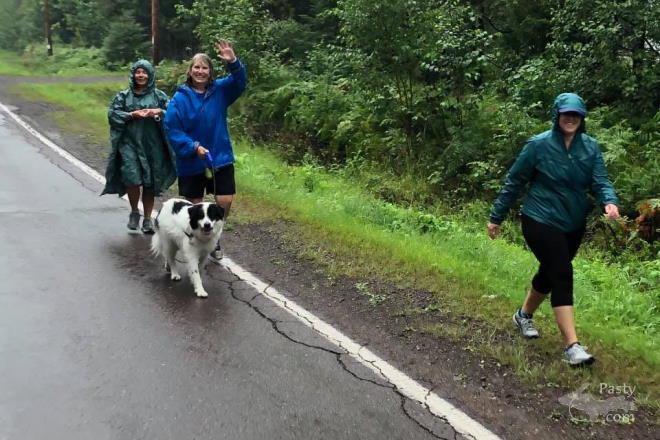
[101,59,177,234]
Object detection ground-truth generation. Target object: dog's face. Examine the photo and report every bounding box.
[188,203,225,240]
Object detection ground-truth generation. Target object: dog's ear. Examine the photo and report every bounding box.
[188,204,204,230]
[208,204,225,221]
[172,200,193,214]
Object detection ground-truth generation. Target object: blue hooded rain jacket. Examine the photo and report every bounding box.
[164,59,247,177]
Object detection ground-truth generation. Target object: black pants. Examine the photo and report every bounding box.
[521,215,585,307]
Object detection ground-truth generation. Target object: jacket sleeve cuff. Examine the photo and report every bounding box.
[489,215,504,225]
[228,58,241,71]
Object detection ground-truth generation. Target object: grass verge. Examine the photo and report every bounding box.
[230,142,658,401]
[0,48,121,77]
[11,80,659,409]
[10,81,123,145]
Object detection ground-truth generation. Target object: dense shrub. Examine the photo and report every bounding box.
[101,15,151,69]
[19,44,107,74]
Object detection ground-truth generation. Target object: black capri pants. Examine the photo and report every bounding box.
[178,164,236,199]
[521,215,585,307]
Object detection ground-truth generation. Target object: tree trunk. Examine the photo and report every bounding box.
[44,0,53,56]
[151,0,160,65]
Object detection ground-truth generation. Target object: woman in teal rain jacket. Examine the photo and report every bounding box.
[102,59,177,234]
[487,93,620,366]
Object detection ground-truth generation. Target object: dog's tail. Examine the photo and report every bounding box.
[150,229,162,257]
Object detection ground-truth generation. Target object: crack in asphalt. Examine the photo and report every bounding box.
[208,269,462,440]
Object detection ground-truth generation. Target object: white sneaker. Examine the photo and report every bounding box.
[513,310,539,338]
[563,343,595,366]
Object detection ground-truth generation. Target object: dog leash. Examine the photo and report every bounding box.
[204,151,218,202]
[155,150,216,232]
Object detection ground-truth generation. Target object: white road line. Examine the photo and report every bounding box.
[0,102,502,440]
[0,102,104,184]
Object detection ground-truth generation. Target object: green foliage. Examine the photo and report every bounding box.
[588,107,660,215]
[4,0,659,288]
[546,0,660,120]
[53,0,108,47]
[334,0,492,169]
[0,0,43,52]
[101,13,150,68]
[155,58,189,95]
[428,95,547,201]
[476,0,554,61]
[0,0,197,62]
[0,45,110,75]
[176,0,272,79]
[264,19,321,63]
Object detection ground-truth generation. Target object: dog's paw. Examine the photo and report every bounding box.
[170,273,182,281]
[196,290,208,298]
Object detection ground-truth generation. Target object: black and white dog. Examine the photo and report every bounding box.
[151,199,225,298]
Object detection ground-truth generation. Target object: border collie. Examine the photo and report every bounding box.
[151,199,225,297]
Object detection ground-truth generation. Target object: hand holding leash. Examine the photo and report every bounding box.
[196,144,209,159]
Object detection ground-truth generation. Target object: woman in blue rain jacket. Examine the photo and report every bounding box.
[164,40,247,261]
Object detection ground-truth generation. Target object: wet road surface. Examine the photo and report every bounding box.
[0,113,465,439]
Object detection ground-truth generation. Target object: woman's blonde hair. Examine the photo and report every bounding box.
[185,53,215,88]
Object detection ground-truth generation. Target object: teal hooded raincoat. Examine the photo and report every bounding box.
[101,60,177,197]
[490,93,618,232]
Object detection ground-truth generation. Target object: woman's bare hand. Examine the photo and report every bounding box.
[196,145,209,158]
[605,204,620,219]
[487,222,501,240]
[215,40,236,63]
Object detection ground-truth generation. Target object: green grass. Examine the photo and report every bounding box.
[232,144,658,351]
[0,50,27,75]
[11,80,660,406]
[10,81,123,144]
[0,48,122,77]
[230,146,659,405]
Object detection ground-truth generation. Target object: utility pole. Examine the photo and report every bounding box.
[151,0,160,65]
[44,0,53,56]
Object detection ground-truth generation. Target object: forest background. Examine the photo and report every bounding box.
[0,0,658,403]
[2,0,657,262]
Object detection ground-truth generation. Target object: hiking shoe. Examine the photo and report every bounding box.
[564,343,595,367]
[141,218,155,234]
[209,244,223,263]
[127,211,141,230]
[513,310,539,339]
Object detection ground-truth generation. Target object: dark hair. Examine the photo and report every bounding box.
[185,53,215,88]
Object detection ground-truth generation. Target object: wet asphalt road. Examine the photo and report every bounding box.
[0,113,455,439]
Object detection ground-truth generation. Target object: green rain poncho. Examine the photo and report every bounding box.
[101,59,177,197]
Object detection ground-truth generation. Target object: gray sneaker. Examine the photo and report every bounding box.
[209,244,223,263]
[141,218,155,234]
[127,211,141,230]
[513,310,539,339]
[564,343,595,366]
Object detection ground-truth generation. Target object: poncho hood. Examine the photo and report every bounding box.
[129,59,156,93]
